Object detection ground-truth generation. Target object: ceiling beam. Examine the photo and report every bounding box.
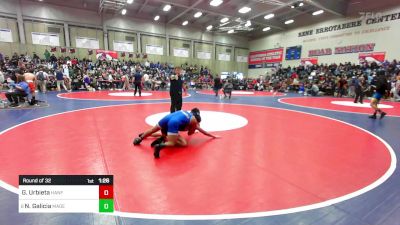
[157,0,236,21]
[137,0,150,13]
[252,20,285,31]
[166,0,204,24]
[305,0,346,17]
[158,0,285,31]
[248,0,301,20]
[251,0,286,6]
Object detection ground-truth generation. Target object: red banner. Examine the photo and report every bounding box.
[96,50,118,60]
[248,48,284,65]
[359,52,386,63]
[301,58,318,65]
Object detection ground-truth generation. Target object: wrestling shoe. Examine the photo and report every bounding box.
[133,133,144,145]
[369,115,377,119]
[380,112,387,119]
[153,144,165,159]
[151,137,165,147]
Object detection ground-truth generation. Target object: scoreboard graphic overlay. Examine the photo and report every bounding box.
[19,175,113,213]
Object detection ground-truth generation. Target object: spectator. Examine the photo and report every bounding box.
[354,76,367,104]
[393,73,400,101]
[36,69,48,93]
[44,49,50,62]
[55,69,68,92]
[337,76,348,97]
[5,73,30,107]
[50,54,57,63]
[0,70,4,89]
[222,79,233,99]
[213,74,222,97]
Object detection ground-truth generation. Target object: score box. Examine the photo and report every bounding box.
[99,185,113,213]
[19,175,113,213]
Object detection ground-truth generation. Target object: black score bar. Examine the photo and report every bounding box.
[19,175,113,185]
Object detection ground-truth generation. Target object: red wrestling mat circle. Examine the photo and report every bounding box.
[279,97,400,117]
[0,103,393,218]
[58,91,190,101]
[197,90,285,97]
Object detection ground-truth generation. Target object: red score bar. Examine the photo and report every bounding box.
[99,185,114,199]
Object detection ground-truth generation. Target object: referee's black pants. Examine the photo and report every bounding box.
[170,92,182,113]
[134,82,141,96]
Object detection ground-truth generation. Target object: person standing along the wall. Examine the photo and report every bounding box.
[133,69,143,96]
[56,69,68,92]
[369,71,389,119]
[394,73,400,101]
[213,74,222,97]
[44,49,50,62]
[222,78,233,99]
[122,72,130,91]
[0,70,4,90]
[337,76,348,97]
[169,72,183,113]
[354,75,366,104]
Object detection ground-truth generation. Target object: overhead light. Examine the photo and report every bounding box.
[245,20,251,27]
[220,17,229,23]
[163,4,171,11]
[285,19,294,24]
[299,2,304,6]
[194,12,203,18]
[228,29,234,34]
[238,6,251,14]
[206,25,213,30]
[127,0,134,4]
[121,8,127,15]
[264,13,274,19]
[38,0,43,1]
[210,0,223,7]
[263,27,271,31]
[154,15,160,21]
[312,10,324,16]
[182,20,188,26]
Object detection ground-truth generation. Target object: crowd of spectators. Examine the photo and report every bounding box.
[267,61,400,101]
[1,51,400,105]
[224,61,399,101]
[0,51,218,94]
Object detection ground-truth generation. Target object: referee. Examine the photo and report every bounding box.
[133,69,142,97]
[169,73,183,113]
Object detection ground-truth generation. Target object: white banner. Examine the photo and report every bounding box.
[76,37,99,49]
[145,45,164,55]
[236,55,248,63]
[32,32,60,46]
[113,40,134,52]
[173,48,189,58]
[218,53,231,61]
[0,28,13,42]
[197,51,211,60]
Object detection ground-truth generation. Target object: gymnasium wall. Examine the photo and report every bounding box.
[248,6,400,77]
[0,0,249,75]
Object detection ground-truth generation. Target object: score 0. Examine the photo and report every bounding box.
[99,184,113,213]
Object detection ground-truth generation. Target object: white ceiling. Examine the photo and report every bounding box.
[26,0,399,39]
